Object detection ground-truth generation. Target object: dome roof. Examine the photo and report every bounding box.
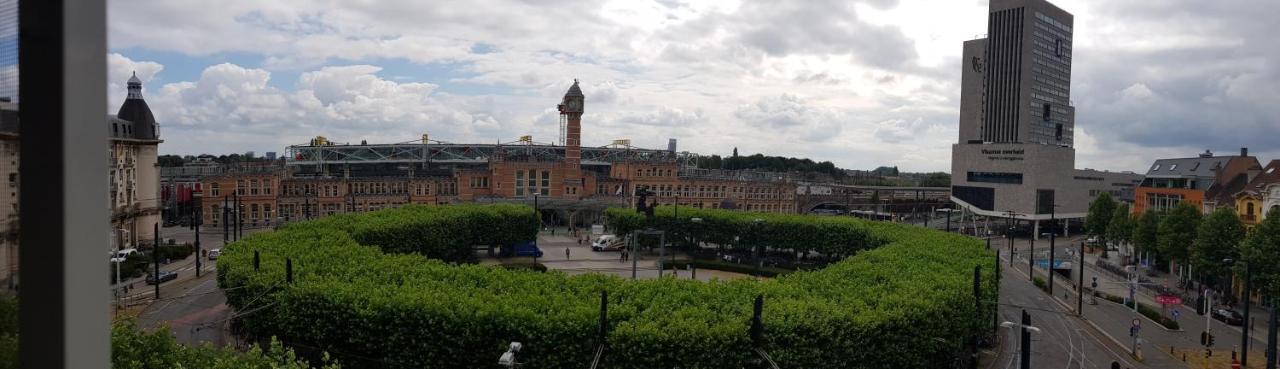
[116,98,157,140]
[127,71,142,85]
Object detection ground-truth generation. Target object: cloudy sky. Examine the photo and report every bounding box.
[106,0,1279,173]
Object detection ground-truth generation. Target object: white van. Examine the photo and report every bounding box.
[591,235,624,251]
[110,248,138,263]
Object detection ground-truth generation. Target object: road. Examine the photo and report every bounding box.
[1003,233,1274,365]
[122,225,271,346]
[996,247,1150,369]
[485,229,758,281]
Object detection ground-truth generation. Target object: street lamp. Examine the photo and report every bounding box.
[1001,310,1041,369]
[1005,210,1016,266]
[753,218,764,280]
[1225,257,1254,368]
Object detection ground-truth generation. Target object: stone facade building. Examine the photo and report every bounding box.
[203,81,798,228]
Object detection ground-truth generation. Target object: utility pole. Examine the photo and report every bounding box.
[1028,234,1034,283]
[1078,241,1084,315]
[222,195,228,242]
[972,265,981,369]
[1266,298,1276,369]
[152,222,160,299]
[1048,207,1056,297]
[194,191,202,278]
[1021,310,1031,369]
[1006,211,1014,266]
[946,209,952,233]
[630,230,638,280]
[1243,262,1253,368]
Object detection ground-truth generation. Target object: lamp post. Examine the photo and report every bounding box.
[1226,257,1254,368]
[753,218,764,280]
[1006,210,1016,266]
[533,193,540,266]
[1002,310,1041,369]
[193,190,203,278]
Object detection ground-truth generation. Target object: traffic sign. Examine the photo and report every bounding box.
[1132,318,1141,328]
[1156,295,1182,305]
[1172,309,1181,321]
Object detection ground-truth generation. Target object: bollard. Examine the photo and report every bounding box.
[253,250,260,271]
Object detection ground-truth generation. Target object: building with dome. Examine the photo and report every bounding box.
[108,72,163,247]
[0,73,163,288]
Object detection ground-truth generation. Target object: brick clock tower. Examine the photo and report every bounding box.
[558,80,584,199]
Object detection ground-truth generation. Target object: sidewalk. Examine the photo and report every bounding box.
[1008,237,1275,367]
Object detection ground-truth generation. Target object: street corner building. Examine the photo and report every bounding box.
[949,0,1142,230]
[0,73,164,289]
[109,73,164,247]
[198,80,801,230]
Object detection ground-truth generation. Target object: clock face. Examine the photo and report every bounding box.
[568,100,581,110]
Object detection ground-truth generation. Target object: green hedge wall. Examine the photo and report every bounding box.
[219,204,996,368]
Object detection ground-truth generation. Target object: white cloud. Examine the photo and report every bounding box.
[106,0,1280,173]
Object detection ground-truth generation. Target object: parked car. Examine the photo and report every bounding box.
[1086,236,1100,245]
[207,248,220,260]
[591,235,624,251]
[512,241,543,258]
[145,270,178,285]
[1212,308,1244,326]
[110,248,138,263]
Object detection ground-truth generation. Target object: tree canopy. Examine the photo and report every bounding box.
[1106,204,1134,248]
[1157,202,1201,268]
[1190,207,1244,287]
[1133,210,1160,262]
[1239,207,1280,298]
[1086,193,1117,238]
[693,153,845,178]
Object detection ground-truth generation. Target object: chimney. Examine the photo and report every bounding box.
[1241,147,1249,157]
[1199,150,1213,158]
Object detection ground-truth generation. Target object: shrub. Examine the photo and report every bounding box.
[111,319,339,368]
[220,204,996,368]
[1032,276,1047,291]
[668,259,794,277]
[1096,291,1180,330]
[499,262,548,273]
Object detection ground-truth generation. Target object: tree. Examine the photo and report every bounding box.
[1240,207,1280,299]
[1086,193,1117,257]
[1133,210,1160,265]
[1106,204,1134,260]
[918,172,951,187]
[157,154,186,167]
[732,147,738,157]
[1191,207,1244,290]
[1157,202,1201,276]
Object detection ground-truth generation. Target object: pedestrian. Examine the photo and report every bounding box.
[565,247,570,260]
[620,250,625,262]
[551,228,555,236]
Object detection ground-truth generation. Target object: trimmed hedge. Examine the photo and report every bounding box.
[667,259,795,278]
[1098,291,1181,330]
[220,204,996,368]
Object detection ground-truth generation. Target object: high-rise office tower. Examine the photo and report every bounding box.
[951,0,1142,230]
[958,0,1075,147]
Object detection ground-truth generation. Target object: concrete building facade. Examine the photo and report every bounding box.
[950,0,1142,227]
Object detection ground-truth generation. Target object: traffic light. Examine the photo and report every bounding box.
[1209,333,1216,347]
[1201,331,1208,346]
[1092,276,1098,289]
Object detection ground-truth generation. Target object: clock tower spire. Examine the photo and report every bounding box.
[558,80,584,199]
